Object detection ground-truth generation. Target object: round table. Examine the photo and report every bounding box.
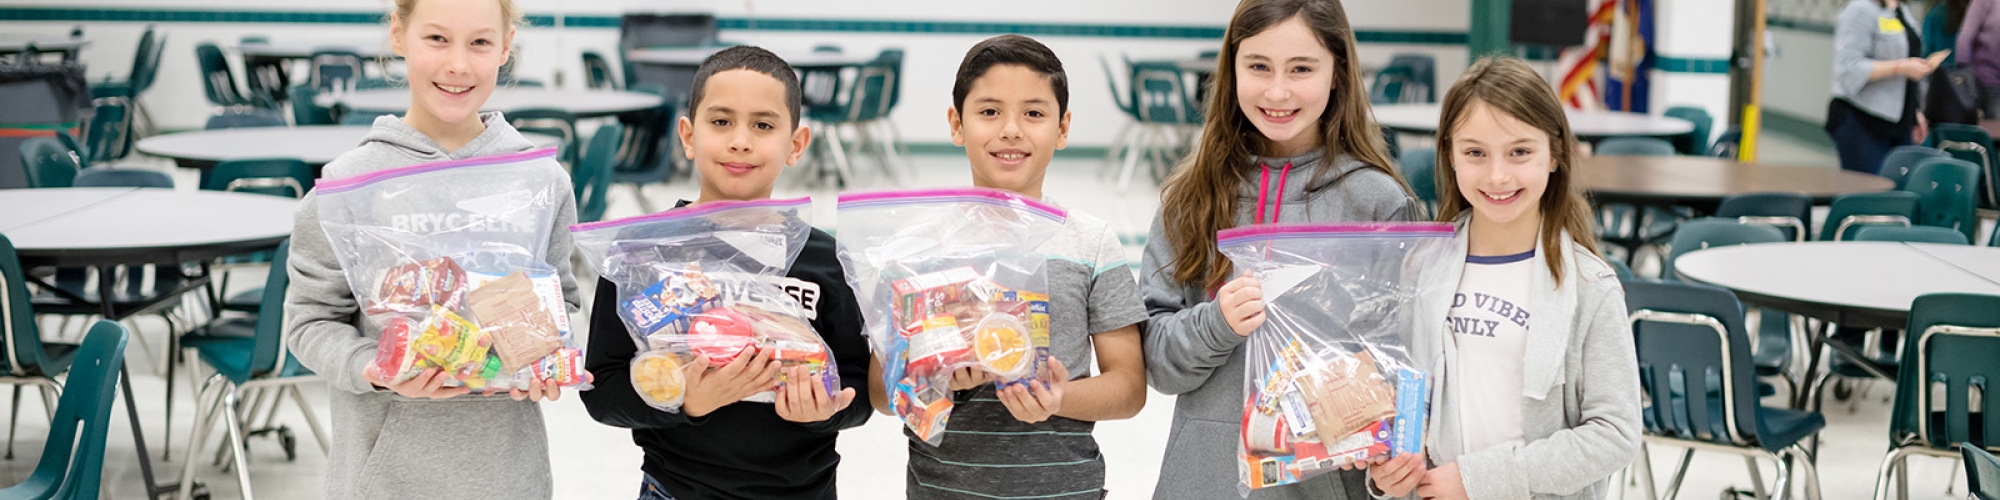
[1,188,296,268]
[0,35,88,56]
[1374,103,1695,139]
[322,89,664,118]
[623,47,875,70]
[1578,155,1895,210]
[135,125,561,183]
[1676,242,2000,330]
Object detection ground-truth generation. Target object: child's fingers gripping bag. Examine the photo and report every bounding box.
[316,147,589,392]
[571,198,836,413]
[1218,223,1454,494]
[835,188,1062,446]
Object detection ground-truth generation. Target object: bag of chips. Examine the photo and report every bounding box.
[835,188,1061,446]
[316,147,588,391]
[1218,222,1453,494]
[571,197,835,413]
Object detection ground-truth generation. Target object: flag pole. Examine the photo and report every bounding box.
[1739,0,1767,161]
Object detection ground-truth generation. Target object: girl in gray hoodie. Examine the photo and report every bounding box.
[284,0,583,498]
[1365,56,1641,500]
[1139,0,1420,498]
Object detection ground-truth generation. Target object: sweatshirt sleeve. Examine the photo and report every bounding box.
[1453,279,1643,499]
[579,278,709,429]
[547,171,582,313]
[1138,210,1248,395]
[795,234,874,432]
[283,193,385,395]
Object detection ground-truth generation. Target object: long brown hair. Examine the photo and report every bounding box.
[1433,56,1600,285]
[1157,0,1410,290]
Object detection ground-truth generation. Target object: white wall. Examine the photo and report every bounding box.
[1652,0,1735,144]
[0,0,1473,148]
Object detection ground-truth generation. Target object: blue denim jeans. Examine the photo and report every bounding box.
[640,473,676,500]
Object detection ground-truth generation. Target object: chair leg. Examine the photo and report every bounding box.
[216,387,266,467]
[1947,457,1962,496]
[1873,446,1917,500]
[5,386,19,460]
[1117,126,1152,192]
[1767,450,1792,500]
[1103,122,1135,178]
[1782,444,1821,500]
[821,124,854,188]
[626,183,656,215]
[1662,447,1695,500]
[220,388,255,500]
[179,375,228,500]
[289,385,330,455]
[1745,455,1769,500]
[1635,441,1658,500]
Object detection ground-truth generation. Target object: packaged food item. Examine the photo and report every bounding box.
[835,188,1063,446]
[317,147,591,391]
[1218,223,1453,494]
[572,198,837,412]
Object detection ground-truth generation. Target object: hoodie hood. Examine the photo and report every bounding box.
[322,111,535,179]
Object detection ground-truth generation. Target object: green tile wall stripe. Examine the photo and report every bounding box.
[1768,16,1836,34]
[1655,56,1731,74]
[1761,109,1834,148]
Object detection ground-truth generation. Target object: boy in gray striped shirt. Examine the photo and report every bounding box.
[902,34,1149,499]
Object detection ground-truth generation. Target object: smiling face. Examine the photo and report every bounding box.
[951,64,1071,199]
[679,69,811,204]
[1448,99,1553,230]
[391,0,512,142]
[1234,15,1336,158]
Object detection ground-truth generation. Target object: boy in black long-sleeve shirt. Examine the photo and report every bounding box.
[579,46,872,500]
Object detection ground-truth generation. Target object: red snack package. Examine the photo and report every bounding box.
[689,308,759,366]
[374,316,422,383]
[369,256,467,315]
[904,315,974,378]
[535,347,587,386]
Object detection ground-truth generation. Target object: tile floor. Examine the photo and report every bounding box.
[0,131,1967,499]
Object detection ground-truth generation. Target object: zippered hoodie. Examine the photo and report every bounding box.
[285,112,581,500]
[1139,150,1419,499]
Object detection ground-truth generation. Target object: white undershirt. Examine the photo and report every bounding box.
[1450,249,1534,454]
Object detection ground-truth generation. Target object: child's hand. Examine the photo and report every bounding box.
[1366,453,1427,497]
[1415,462,1468,500]
[484,371,596,402]
[774,366,857,423]
[997,358,1068,424]
[681,347,780,418]
[366,366,472,399]
[947,366,995,391]
[1217,272,1265,337]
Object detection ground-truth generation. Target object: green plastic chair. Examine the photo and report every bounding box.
[1398,146,1438,207]
[582,51,619,90]
[1965,444,2000,500]
[1819,191,1920,241]
[16,138,78,189]
[1854,225,1973,245]
[195,42,260,109]
[175,240,326,499]
[1905,157,1982,244]
[288,84,334,126]
[508,108,580,167]
[0,320,125,500]
[0,233,81,461]
[1715,192,1812,242]
[1596,137,1680,156]
[1879,145,1947,190]
[81,99,130,164]
[204,159,314,198]
[574,123,624,223]
[1931,123,1998,210]
[1877,294,2000,499]
[1664,105,1714,155]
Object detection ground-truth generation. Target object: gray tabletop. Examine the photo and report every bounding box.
[1,188,295,256]
[136,125,560,165]
[1906,243,2000,283]
[236,41,394,60]
[625,47,874,69]
[1374,103,1695,138]
[1675,241,2000,327]
[0,36,88,54]
[321,89,665,118]
[0,187,135,231]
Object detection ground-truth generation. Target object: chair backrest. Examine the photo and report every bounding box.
[1966,444,2000,500]
[611,83,675,180]
[1398,146,1438,204]
[1664,105,1715,155]
[128,26,165,94]
[1714,192,1812,241]
[1596,137,1679,156]
[575,123,624,223]
[71,168,174,189]
[194,42,244,108]
[1933,123,1999,209]
[582,51,618,90]
[1854,225,1973,244]
[0,234,54,376]
[204,109,287,130]
[248,240,291,376]
[1906,157,1982,244]
[1819,191,1921,241]
[509,108,580,164]
[204,159,314,198]
[1889,294,2000,452]
[20,320,127,500]
[1369,65,1416,105]
[289,84,334,126]
[309,49,366,92]
[1709,128,1744,158]
[1625,279,1764,447]
[1130,61,1193,125]
[1662,217,1786,279]
[618,13,718,50]
[1099,55,1136,116]
[1608,257,1636,282]
[872,48,906,115]
[82,99,129,163]
[1880,145,1947,189]
[1384,53,1437,103]
[18,137,80,188]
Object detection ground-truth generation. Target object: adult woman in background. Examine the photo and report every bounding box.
[1959,0,2000,134]
[1828,0,1938,173]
